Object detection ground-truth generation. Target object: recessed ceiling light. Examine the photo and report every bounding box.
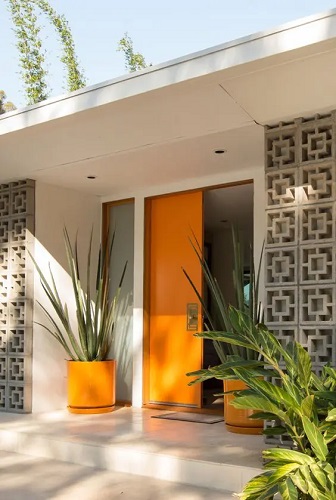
[87,176,96,179]
[214,149,227,154]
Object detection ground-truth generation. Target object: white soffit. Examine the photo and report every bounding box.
[29,124,263,197]
[222,47,336,124]
[1,8,336,135]
[1,9,336,194]
[0,81,253,180]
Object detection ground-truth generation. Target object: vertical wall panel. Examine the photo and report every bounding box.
[0,179,34,413]
[265,113,336,443]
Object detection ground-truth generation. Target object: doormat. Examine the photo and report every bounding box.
[151,412,224,424]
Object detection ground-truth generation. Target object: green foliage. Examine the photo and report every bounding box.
[183,227,263,363]
[29,228,127,361]
[7,0,49,105]
[6,0,86,105]
[187,308,336,499]
[118,33,148,72]
[0,90,16,114]
[32,0,86,92]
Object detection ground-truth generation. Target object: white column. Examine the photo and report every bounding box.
[253,168,266,305]
[132,196,145,407]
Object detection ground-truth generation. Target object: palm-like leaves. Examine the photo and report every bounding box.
[30,227,127,361]
[187,308,336,499]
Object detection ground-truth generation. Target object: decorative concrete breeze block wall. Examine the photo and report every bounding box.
[265,113,336,443]
[0,180,35,412]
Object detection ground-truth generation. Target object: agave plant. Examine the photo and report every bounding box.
[187,307,336,499]
[183,227,263,363]
[30,227,127,361]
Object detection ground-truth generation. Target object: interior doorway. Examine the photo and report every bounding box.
[202,182,254,410]
[144,181,254,412]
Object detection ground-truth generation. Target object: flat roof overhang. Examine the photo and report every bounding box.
[2,9,336,196]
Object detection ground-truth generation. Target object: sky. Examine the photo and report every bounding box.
[1,0,336,107]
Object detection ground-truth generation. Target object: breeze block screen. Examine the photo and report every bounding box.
[265,113,336,443]
[0,180,35,412]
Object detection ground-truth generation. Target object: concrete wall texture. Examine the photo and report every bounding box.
[264,113,336,442]
[265,112,336,370]
[0,180,35,412]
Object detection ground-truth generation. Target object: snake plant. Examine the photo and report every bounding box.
[30,227,126,361]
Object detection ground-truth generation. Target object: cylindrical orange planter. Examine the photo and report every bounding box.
[67,360,116,414]
[224,379,263,435]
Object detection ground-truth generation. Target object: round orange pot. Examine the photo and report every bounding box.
[67,360,116,414]
[224,379,263,435]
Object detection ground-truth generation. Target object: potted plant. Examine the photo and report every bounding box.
[30,228,126,414]
[187,307,336,499]
[183,227,264,434]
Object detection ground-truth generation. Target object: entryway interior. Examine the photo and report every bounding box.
[202,182,254,410]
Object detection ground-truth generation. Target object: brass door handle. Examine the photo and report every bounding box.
[187,303,198,331]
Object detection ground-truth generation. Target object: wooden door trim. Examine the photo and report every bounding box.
[146,179,253,202]
[102,198,135,244]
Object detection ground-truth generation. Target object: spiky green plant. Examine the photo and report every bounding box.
[187,307,336,499]
[30,228,126,361]
[183,227,263,363]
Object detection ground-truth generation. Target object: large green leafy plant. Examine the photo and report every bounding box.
[187,308,336,499]
[31,228,126,361]
[183,227,263,363]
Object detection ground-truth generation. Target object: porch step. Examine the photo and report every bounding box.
[0,450,235,499]
[0,408,264,495]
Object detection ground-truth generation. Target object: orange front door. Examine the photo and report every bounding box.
[147,191,203,407]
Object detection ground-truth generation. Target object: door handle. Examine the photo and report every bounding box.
[187,303,198,331]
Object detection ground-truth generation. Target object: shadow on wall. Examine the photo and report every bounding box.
[110,291,133,403]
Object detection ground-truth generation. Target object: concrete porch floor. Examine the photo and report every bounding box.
[0,407,265,496]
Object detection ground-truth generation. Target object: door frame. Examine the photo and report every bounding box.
[143,179,253,412]
[102,197,135,407]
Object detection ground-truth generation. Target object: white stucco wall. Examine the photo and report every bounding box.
[102,165,265,408]
[32,182,100,413]
[31,167,264,412]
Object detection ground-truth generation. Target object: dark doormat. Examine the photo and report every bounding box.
[151,412,224,424]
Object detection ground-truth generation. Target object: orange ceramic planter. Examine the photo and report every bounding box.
[224,379,263,435]
[67,360,116,414]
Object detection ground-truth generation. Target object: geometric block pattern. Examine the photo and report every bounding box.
[266,208,297,246]
[300,115,334,163]
[300,162,335,203]
[265,288,297,325]
[301,245,334,283]
[265,114,336,444]
[0,180,34,412]
[299,327,336,367]
[265,123,297,170]
[266,169,298,207]
[300,286,335,324]
[265,248,297,285]
[300,204,334,242]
